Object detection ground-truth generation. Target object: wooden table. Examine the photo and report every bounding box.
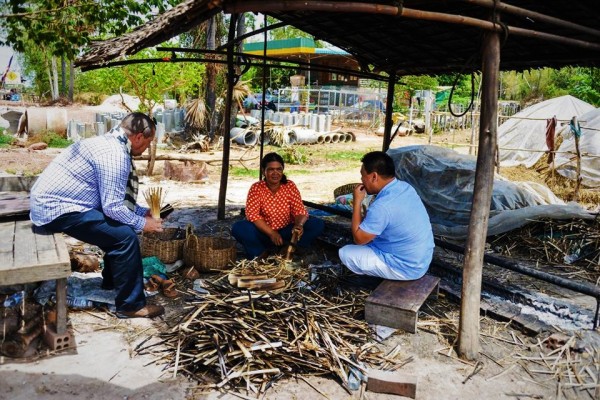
[0,220,71,334]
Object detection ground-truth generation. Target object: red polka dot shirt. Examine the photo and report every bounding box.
[245,180,308,230]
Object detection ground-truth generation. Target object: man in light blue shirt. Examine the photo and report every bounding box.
[30,112,165,318]
[339,151,434,280]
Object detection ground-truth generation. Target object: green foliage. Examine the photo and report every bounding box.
[1,0,181,59]
[280,147,307,165]
[37,132,72,148]
[75,48,206,109]
[0,131,15,147]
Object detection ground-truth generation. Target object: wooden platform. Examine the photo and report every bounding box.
[0,220,71,334]
[365,274,440,333]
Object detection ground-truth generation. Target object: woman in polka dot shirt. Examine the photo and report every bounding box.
[232,152,325,259]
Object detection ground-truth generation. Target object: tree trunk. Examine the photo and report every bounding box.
[68,62,74,102]
[61,56,66,97]
[206,16,218,140]
[51,57,59,101]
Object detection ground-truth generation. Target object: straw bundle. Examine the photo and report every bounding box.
[143,187,166,219]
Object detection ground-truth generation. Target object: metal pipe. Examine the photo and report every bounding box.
[436,238,600,328]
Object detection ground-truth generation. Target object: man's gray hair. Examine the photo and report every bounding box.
[120,112,155,138]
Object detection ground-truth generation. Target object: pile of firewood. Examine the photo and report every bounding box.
[0,298,45,358]
[136,257,411,395]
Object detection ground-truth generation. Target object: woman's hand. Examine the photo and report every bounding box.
[268,230,284,246]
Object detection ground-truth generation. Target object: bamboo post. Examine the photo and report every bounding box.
[573,119,582,202]
[458,29,500,360]
[217,14,238,220]
[382,72,396,151]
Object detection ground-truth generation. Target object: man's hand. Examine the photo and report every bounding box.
[353,183,366,205]
[143,216,163,233]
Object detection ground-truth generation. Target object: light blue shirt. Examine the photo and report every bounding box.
[359,179,434,279]
[30,129,148,231]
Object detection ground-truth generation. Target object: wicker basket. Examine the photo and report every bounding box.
[333,182,360,199]
[184,227,237,272]
[140,228,185,264]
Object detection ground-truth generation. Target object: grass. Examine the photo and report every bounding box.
[0,131,15,148]
[323,149,375,162]
[28,131,73,148]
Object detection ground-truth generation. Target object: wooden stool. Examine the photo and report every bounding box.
[365,274,440,333]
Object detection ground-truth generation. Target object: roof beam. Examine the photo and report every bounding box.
[223,1,600,51]
[459,0,600,38]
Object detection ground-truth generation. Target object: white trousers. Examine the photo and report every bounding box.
[338,244,409,280]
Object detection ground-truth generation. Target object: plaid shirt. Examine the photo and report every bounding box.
[245,180,308,230]
[30,128,148,231]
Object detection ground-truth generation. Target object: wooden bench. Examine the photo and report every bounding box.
[0,220,72,349]
[365,274,440,333]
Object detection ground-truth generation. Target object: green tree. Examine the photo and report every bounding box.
[1,0,180,59]
[75,48,205,110]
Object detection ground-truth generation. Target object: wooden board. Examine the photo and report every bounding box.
[0,191,30,218]
[365,274,440,333]
[0,220,71,285]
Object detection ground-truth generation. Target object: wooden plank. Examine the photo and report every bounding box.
[367,369,418,398]
[0,222,15,272]
[0,221,70,286]
[0,191,30,218]
[13,220,38,268]
[365,275,440,333]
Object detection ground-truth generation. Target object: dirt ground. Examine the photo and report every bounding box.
[0,126,593,400]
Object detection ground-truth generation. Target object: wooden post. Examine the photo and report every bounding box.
[382,72,396,151]
[458,29,500,360]
[217,14,238,220]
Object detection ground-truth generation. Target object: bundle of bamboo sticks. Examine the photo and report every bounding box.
[143,187,165,219]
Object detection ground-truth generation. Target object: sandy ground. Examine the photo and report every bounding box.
[0,128,571,400]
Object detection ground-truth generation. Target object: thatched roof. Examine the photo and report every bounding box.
[76,0,600,75]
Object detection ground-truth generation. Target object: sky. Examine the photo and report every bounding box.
[0,45,21,74]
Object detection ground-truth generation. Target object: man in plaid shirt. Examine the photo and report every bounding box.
[30,112,165,319]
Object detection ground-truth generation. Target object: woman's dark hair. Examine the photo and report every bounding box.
[361,151,395,177]
[261,152,288,184]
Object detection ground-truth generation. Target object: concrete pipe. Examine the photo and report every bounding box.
[282,113,292,127]
[342,133,353,143]
[330,133,340,143]
[323,134,332,143]
[317,114,327,132]
[95,122,105,136]
[317,135,325,144]
[286,130,297,145]
[325,114,332,133]
[291,128,320,144]
[231,127,257,146]
[308,114,319,132]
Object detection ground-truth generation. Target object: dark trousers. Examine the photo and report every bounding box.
[43,209,145,312]
[232,218,325,259]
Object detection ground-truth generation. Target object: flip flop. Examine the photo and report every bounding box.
[145,277,160,292]
[151,275,179,298]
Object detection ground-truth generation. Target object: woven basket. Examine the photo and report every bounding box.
[140,228,185,264]
[333,182,360,199]
[184,226,237,272]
